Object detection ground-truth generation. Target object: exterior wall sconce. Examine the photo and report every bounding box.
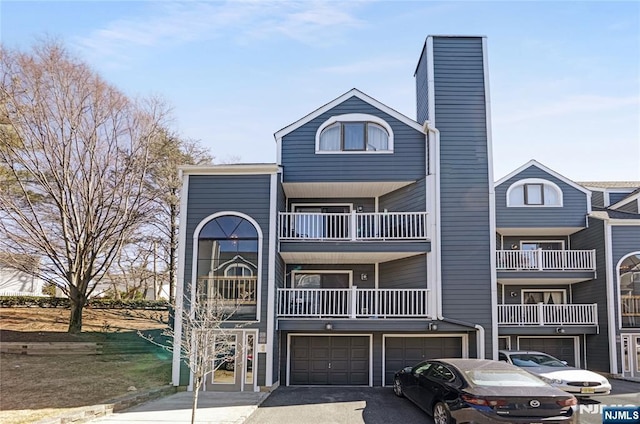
[556,327,565,334]
[325,323,333,331]
[428,322,438,331]
[360,273,368,281]
[510,291,518,297]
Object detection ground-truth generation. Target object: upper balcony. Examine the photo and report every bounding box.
[278,211,430,264]
[496,249,596,284]
[276,286,433,319]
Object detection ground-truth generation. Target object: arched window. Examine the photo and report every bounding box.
[506,178,563,207]
[619,253,640,328]
[316,113,393,153]
[196,214,259,320]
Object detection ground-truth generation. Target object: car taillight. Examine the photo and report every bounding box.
[557,397,578,407]
[462,394,508,407]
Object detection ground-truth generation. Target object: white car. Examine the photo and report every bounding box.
[499,350,611,397]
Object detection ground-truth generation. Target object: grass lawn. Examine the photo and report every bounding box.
[0,307,172,424]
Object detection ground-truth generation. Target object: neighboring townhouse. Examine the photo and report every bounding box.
[577,188,640,380]
[172,35,495,392]
[495,161,640,381]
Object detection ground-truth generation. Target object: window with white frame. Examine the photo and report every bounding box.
[316,113,393,153]
[507,178,563,207]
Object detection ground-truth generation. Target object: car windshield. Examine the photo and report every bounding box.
[510,353,567,367]
[465,369,547,387]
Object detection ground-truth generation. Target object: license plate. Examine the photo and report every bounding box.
[580,387,596,394]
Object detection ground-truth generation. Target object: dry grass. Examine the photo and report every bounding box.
[0,307,172,424]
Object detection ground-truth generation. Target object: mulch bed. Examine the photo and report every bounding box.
[0,329,96,343]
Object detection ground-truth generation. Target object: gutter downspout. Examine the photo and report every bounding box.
[423,121,486,360]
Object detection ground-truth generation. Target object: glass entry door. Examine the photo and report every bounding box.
[206,330,256,391]
[621,334,640,380]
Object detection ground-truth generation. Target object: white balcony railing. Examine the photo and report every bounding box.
[496,249,596,271]
[278,211,428,241]
[622,295,640,317]
[498,303,598,326]
[276,286,431,318]
[199,276,258,305]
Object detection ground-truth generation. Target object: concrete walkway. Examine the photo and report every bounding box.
[91,391,270,424]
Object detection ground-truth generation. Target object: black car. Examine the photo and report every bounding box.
[393,358,577,424]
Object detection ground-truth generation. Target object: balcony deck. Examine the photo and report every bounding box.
[276,287,432,319]
[496,249,596,271]
[498,303,598,326]
[279,211,428,241]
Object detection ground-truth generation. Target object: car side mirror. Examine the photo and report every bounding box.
[403,366,412,374]
[561,361,568,365]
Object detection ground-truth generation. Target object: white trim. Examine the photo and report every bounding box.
[179,164,280,176]
[291,203,353,212]
[519,240,566,250]
[616,250,640,329]
[273,88,425,140]
[314,113,394,154]
[520,288,567,304]
[286,333,374,387]
[381,334,469,386]
[172,172,190,386]
[506,178,564,207]
[495,160,592,197]
[484,36,498,361]
[266,172,278,386]
[426,36,435,125]
[289,269,354,288]
[424,122,442,320]
[190,211,264,322]
[605,222,619,375]
[610,191,640,210]
[515,335,580,368]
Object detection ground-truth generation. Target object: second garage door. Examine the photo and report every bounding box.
[384,336,463,386]
[290,336,369,385]
[518,337,577,366]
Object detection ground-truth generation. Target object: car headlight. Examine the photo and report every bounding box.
[540,376,563,385]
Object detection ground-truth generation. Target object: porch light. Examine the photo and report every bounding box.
[556,327,565,334]
[325,323,333,331]
[428,322,438,331]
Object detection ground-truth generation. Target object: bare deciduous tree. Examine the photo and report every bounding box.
[144,131,211,302]
[141,282,246,424]
[0,40,170,333]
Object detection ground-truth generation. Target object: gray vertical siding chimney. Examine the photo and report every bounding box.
[415,36,496,358]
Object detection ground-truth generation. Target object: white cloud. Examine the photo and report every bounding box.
[73,1,365,67]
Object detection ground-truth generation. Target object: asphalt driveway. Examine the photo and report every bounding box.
[243,386,430,424]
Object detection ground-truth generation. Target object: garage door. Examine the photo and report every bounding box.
[518,338,576,366]
[290,336,369,385]
[384,336,463,386]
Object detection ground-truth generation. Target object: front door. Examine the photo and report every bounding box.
[622,334,640,380]
[206,330,256,391]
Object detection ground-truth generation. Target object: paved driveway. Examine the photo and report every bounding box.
[243,386,430,424]
[244,379,640,424]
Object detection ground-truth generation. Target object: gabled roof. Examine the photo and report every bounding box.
[610,188,640,210]
[495,159,591,196]
[273,88,424,141]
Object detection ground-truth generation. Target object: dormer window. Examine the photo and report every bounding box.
[316,113,393,154]
[507,178,563,207]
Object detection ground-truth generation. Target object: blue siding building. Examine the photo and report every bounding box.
[171,35,640,392]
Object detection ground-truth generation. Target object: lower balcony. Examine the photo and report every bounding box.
[622,295,640,327]
[498,303,598,326]
[276,287,432,319]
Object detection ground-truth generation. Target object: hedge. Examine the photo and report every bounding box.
[0,296,170,310]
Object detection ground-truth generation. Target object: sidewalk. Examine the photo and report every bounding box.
[91,391,270,424]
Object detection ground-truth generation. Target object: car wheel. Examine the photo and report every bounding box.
[433,402,452,424]
[393,377,404,397]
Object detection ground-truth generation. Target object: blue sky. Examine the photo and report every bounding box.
[2,1,639,181]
